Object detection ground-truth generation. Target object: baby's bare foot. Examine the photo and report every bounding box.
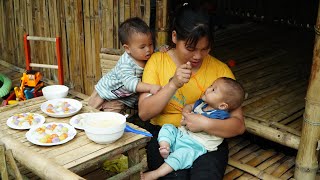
[159,146,170,159]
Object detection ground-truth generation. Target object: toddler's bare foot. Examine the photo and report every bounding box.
[141,171,158,180]
[159,146,170,159]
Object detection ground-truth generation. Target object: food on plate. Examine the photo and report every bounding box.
[73,114,86,127]
[33,123,73,144]
[46,101,78,114]
[10,113,43,128]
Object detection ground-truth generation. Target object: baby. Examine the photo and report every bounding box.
[141,77,245,180]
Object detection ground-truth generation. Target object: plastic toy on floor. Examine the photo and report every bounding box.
[0,73,12,98]
[14,70,44,101]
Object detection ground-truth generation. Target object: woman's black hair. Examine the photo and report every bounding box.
[171,3,213,49]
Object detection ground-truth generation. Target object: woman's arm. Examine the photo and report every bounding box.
[182,107,245,138]
[139,62,192,121]
[138,80,178,121]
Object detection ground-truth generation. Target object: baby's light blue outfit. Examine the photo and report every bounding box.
[158,99,229,171]
[95,52,143,108]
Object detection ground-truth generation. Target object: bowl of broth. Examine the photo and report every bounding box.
[82,112,126,144]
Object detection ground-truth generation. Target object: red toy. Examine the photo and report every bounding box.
[227,59,236,67]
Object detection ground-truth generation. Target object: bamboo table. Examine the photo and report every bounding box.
[0,94,150,179]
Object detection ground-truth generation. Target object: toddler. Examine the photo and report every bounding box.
[88,17,161,111]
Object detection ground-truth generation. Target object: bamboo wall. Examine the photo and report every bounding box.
[0,0,150,95]
[1,0,318,96]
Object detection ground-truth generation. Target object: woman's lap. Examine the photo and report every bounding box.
[145,123,229,180]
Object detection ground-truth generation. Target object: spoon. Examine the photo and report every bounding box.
[124,124,153,137]
[124,114,152,137]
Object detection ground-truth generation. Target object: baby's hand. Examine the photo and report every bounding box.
[180,116,187,126]
[150,85,162,95]
[182,104,193,113]
[157,45,170,52]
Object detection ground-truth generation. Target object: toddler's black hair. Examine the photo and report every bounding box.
[118,17,151,45]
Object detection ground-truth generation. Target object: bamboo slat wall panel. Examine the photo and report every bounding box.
[0,0,150,95]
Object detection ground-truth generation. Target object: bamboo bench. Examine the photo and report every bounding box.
[100,48,124,76]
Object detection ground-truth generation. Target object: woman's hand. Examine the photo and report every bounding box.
[183,107,245,138]
[170,62,192,89]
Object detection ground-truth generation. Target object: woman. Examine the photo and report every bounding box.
[138,4,245,180]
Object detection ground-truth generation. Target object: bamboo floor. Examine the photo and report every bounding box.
[0,22,315,179]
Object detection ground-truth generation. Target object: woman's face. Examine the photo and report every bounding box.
[174,33,211,68]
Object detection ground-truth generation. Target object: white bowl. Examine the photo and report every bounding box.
[82,112,126,144]
[42,85,69,100]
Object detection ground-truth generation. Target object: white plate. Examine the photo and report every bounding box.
[26,122,77,146]
[6,113,45,130]
[69,113,90,130]
[40,98,82,118]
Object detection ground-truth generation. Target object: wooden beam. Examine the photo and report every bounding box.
[245,119,300,150]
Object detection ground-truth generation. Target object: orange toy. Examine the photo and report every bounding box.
[14,70,43,101]
[22,70,42,87]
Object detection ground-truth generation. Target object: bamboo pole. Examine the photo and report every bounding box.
[245,120,300,149]
[5,149,23,180]
[0,144,9,180]
[108,156,147,180]
[294,2,320,179]
[155,0,168,48]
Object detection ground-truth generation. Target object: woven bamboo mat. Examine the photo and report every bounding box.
[225,137,296,180]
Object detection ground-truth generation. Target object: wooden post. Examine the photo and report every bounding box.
[0,144,8,180]
[294,2,320,179]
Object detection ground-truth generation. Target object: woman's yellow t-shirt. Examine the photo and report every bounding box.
[142,52,235,127]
